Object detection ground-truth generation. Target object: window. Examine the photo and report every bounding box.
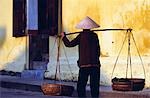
[13,0,59,37]
[38,0,58,36]
[13,0,26,37]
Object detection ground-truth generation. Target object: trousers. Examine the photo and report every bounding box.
[77,66,100,98]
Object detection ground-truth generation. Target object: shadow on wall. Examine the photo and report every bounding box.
[0,26,6,49]
[2,47,26,72]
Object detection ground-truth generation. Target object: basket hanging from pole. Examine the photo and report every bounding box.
[41,37,74,96]
[111,29,145,91]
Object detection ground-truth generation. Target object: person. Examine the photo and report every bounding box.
[61,16,101,98]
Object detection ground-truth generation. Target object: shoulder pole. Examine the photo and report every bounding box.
[65,28,132,35]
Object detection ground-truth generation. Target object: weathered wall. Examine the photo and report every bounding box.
[61,0,150,56]
[0,0,26,72]
[0,0,149,88]
[46,0,150,88]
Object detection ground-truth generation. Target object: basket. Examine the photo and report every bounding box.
[129,78,145,91]
[41,83,74,96]
[112,77,145,91]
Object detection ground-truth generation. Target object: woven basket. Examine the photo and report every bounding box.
[112,77,145,91]
[41,83,74,96]
[129,78,145,91]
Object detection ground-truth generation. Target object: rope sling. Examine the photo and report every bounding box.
[41,36,75,96]
[111,29,146,79]
[61,28,146,91]
[110,29,146,91]
[49,36,75,82]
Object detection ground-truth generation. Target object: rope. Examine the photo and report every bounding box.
[49,37,57,80]
[111,31,128,79]
[61,41,75,81]
[54,37,62,82]
[111,30,146,80]
[126,54,129,78]
[129,31,133,78]
[126,31,133,78]
[50,36,75,82]
[58,38,62,82]
[131,32,146,79]
[129,52,132,78]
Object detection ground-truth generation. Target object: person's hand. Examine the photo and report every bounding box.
[60,32,65,38]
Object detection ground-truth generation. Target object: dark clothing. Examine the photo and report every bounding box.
[77,67,100,98]
[62,31,100,67]
[62,31,101,97]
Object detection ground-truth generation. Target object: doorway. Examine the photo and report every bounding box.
[29,35,49,70]
[28,0,59,70]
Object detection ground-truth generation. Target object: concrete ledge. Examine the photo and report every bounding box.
[0,75,150,98]
[1,81,42,92]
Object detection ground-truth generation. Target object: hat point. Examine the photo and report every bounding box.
[76,16,100,29]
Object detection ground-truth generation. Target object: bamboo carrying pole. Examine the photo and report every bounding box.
[65,28,132,36]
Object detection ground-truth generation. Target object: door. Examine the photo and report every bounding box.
[28,0,59,69]
[29,35,49,69]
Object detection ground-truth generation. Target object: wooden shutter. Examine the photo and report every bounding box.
[13,0,26,37]
[38,0,58,36]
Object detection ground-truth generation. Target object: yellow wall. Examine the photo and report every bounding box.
[0,0,26,72]
[51,0,150,87]
[0,0,149,88]
[62,0,150,56]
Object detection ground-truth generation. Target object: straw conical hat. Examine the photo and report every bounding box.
[76,16,100,29]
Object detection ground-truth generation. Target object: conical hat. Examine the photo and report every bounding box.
[76,16,100,29]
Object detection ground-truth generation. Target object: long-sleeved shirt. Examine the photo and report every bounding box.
[62,31,100,67]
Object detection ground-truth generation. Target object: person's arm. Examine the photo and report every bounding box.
[61,32,80,47]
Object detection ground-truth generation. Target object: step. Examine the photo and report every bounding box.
[21,70,45,80]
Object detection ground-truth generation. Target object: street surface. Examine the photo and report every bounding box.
[0,87,73,98]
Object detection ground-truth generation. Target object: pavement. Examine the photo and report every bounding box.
[0,74,150,98]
